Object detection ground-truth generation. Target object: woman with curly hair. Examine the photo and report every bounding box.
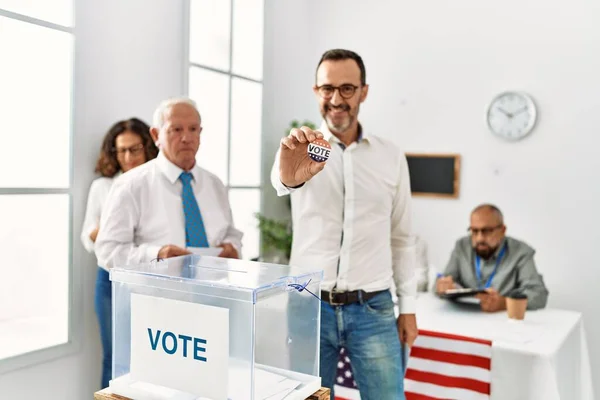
[81,117,158,389]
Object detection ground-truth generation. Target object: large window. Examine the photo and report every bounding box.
[0,3,74,369]
[187,0,264,260]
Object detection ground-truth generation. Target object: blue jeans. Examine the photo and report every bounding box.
[320,290,405,400]
[94,267,112,389]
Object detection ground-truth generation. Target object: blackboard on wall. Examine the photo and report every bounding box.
[405,153,460,198]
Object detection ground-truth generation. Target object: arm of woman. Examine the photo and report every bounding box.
[81,179,104,253]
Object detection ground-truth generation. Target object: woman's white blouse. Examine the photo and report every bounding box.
[80,176,116,254]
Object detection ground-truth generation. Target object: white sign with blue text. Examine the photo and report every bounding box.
[130,293,229,400]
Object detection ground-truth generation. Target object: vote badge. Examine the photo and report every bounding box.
[307,139,331,163]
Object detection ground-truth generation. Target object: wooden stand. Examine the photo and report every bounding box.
[94,387,331,400]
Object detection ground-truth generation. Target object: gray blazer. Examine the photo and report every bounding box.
[443,236,549,310]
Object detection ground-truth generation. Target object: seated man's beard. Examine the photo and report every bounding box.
[474,243,496,259]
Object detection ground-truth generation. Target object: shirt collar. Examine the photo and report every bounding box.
[319,121,371,148]
[156,151,200,184]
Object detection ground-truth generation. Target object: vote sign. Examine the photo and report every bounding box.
[130,293,229,399]
[307,138,331,163]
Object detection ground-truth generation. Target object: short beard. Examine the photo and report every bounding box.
[322,103,355,134]
[474,245,496,260]
[326,117,351,134]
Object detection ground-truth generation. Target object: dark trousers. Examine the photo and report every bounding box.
[94,267,112,389]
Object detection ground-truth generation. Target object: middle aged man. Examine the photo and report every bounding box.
[270,49,417,400]
[436,204,549,311]
[96,97,243,269]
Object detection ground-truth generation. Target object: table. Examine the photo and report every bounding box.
[94,387,331,399]
[408,293,594,400]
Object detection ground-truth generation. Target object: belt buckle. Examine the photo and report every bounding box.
[328,289,344,306]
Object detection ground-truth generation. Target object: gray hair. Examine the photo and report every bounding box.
[152,97,201,128]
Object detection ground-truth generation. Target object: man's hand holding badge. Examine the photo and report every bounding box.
[279,126,330,188]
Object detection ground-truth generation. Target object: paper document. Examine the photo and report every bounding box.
[254,368,302,400]
[228,361,302,400]
[187,247,222,257]
[454,296,481,305]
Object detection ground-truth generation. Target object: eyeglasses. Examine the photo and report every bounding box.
[114,143,144,156]
[467,225,503,236]
[316,84,361,100]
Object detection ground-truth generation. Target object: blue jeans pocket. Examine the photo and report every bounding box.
[363,291,395,317]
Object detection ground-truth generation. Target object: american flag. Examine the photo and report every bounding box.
[333,330,492,400]
[405,330,491,400]
[334,347,361,400]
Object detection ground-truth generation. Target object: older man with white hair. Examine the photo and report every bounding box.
[96,97,243,269]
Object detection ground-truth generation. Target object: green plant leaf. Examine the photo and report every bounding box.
[255,212,293,259]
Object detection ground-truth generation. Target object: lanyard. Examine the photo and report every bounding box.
[475,244,507,289]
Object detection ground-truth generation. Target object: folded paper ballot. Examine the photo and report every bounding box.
[187,247,222,257]
[112,363,305,400]
[439,287,486,299]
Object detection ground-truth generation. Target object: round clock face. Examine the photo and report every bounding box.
[486,91,537,141]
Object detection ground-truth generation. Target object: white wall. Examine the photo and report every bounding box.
[0,0,185,398]
[262,0,600,390]
[261,0,322,219]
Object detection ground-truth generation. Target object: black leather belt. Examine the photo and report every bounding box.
[321,289,387,306]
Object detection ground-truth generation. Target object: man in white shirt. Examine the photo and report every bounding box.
[96,97,243,269]
[270,49,417,399]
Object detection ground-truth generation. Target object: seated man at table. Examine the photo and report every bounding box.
[436,204,549,312]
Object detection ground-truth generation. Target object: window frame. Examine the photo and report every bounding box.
[183,0,265,260]
[0,7,79,374]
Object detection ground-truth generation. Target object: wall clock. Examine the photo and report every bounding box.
[486,91,537,141]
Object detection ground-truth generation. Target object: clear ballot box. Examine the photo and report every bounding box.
[108,255,323,400]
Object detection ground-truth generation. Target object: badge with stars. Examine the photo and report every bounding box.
[307,138,331,163]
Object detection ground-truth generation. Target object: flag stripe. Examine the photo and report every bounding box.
[405,380,490,400]
[408,357,491,383]
[418,329,492,346]
[405,369,490,395]
[406,392,444,400]
[334,385,361,400]
[414,335,492,358]
[410,347,491,370]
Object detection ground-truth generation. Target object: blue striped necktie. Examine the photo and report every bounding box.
[179,172,209,247]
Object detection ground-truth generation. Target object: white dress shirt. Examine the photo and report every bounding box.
[80,174,120,254]
[270,122,417,313]
[96,152,243,270]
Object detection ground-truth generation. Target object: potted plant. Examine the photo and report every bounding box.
[254,211,293,263]
[288,119,316,131]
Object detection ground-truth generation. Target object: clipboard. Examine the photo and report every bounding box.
[439,287,486,299]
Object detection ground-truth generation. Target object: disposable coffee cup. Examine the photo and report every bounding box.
[506,292,527,320]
